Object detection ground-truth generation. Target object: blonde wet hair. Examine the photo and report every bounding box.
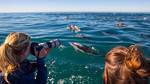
[0,32,30,83]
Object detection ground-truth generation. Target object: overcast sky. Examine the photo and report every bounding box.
[0,0,149,12]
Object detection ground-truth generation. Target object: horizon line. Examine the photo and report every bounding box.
[0,11,150,13]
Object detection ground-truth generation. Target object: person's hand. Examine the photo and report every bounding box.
[34,47,50,59]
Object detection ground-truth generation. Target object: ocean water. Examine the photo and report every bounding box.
[0,12,150,84]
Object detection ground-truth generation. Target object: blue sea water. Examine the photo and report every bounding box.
[0,12,150,84]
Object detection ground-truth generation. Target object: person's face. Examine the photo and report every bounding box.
[20,42,31,62]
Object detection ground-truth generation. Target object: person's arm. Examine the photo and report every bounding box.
[35,58,47,84]
[33,46,50,84]
[31,39,60,84]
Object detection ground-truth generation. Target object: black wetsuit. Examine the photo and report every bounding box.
[0,58,47,84]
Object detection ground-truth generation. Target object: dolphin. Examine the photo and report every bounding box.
[69,42,100,56]
[75,34,90,40]
[115,20,126,28]
[67,24,80,33]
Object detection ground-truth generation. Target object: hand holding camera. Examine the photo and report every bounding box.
[30,39,61,58]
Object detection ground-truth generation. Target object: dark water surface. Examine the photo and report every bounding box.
[0,13,150,84]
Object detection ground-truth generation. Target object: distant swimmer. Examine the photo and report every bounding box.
[67,24,80,33]
[69,42,100,55]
